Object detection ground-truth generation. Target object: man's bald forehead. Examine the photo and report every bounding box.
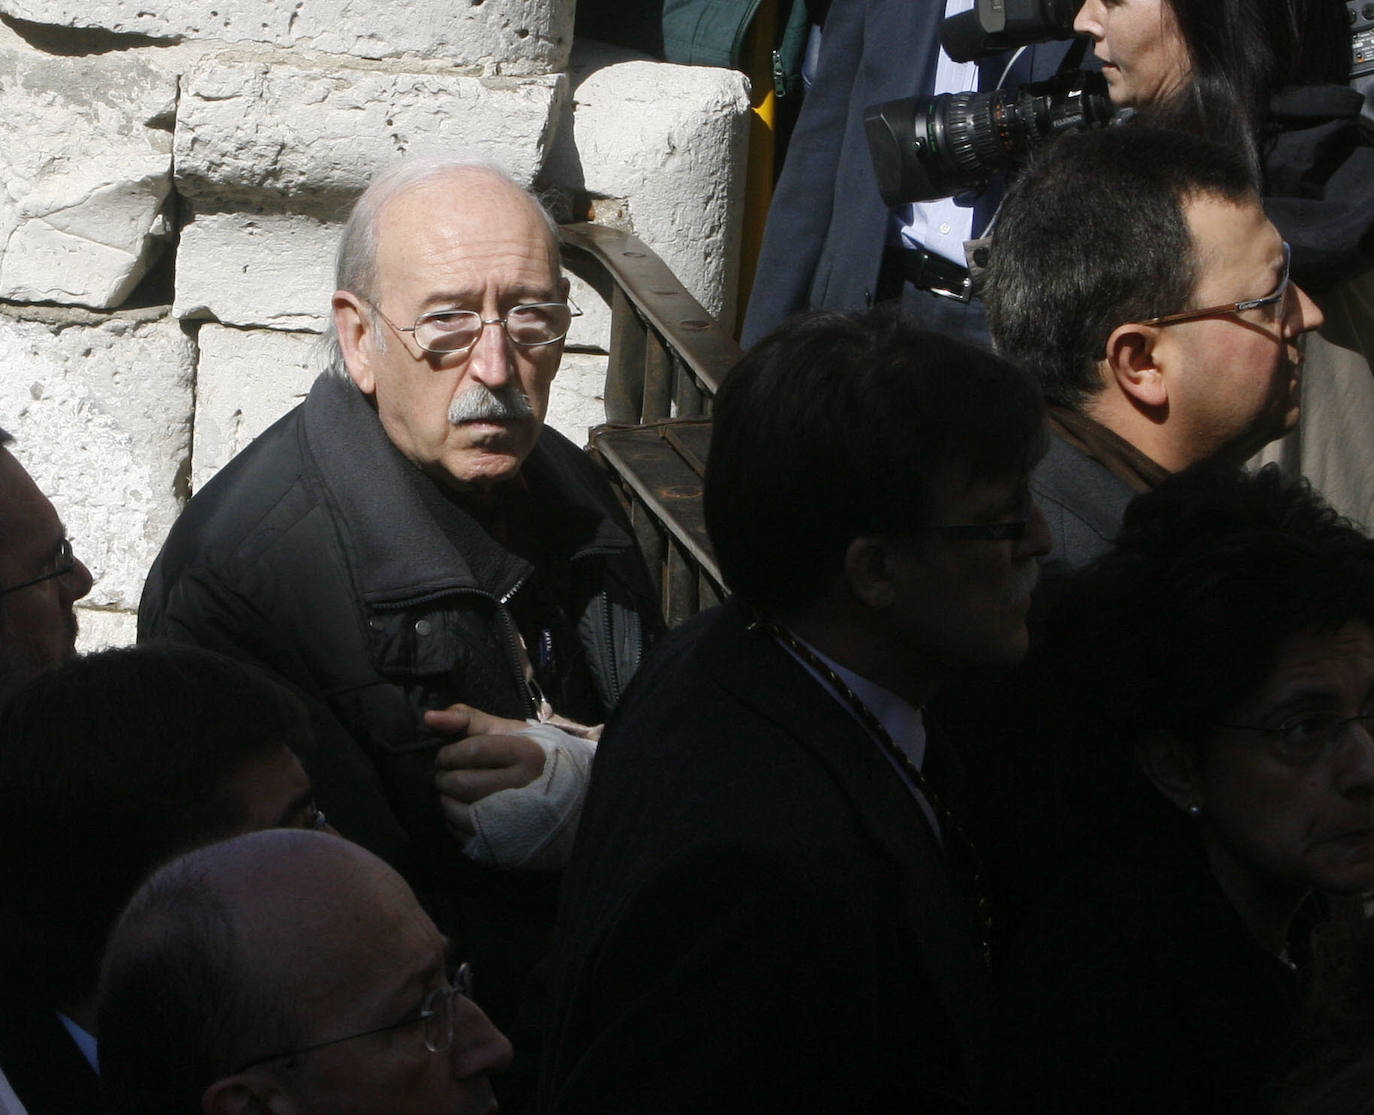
[374,164,559,257]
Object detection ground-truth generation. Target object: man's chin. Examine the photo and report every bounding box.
[433,451,528,494]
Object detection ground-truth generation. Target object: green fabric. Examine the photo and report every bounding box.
[662,0,763,68]
[661,0,810,97]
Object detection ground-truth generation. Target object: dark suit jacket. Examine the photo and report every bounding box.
[742,0,1071,345]
[932,430,1139,953]
[534,600,988,1114]
[1030,430,1136,620]
[0,992,100,1115]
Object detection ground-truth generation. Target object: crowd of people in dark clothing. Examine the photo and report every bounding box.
[1,0,1372,1112]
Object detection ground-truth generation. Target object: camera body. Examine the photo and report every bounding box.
[940,0,1081,61]
[864,0,1111,206]
[1352,0,1374,79]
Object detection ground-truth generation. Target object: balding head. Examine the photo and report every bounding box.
[324,156,561,377]
[99,831,511,1115]
[326,156,571,494]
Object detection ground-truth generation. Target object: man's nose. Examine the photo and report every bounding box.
[64,558,94,604]
[1335,716,1374,796]
[1284,282,1325,338]
[465,317,516,389]
[449,995,514,1080]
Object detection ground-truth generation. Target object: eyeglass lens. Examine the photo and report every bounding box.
[415,305,571,352]
[421,963,473,1053]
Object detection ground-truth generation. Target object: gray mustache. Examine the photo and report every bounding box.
[447,384,534,424]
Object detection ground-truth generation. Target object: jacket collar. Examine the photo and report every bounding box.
[1048,406,1169,495]
[301,373,633,608]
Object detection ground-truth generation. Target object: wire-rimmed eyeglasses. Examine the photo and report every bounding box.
[229,962,474,1074]
[1140,242,1292,328]
[0,538,77,597]
[366,299,581,355]
[1216,707,1374,766]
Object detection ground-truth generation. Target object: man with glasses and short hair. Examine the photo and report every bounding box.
[536,307,1052,1113]
[97,829,513,1115]
[0,427,93,696]
[983,125,1326,580]
[138,157,663,1032]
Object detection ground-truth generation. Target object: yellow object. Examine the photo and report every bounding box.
[736,0,779,336]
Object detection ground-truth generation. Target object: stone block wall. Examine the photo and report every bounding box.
[0,2,751,649]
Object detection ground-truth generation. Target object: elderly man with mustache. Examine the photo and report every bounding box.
[139,157,664,1035]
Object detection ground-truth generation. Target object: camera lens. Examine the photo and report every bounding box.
[865,71,1113,205]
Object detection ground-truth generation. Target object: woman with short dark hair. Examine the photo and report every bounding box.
[995,464,1374,1111]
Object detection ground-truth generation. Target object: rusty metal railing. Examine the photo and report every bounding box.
[559,222,737,622]
[559,222,741,423]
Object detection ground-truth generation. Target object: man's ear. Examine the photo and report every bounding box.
[332,290,376,396]
[202,1074,296,1115]
[1135,731,1202,814]
[1102,321,1169,411]
[842,535,898,610]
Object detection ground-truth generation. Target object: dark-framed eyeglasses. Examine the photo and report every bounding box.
[1140,242,1292,328]
[229,962,474,1074]
[0,538,77,597]
[366,299,581,355]
[1216,707,1374,766]
[933,521,1030,542]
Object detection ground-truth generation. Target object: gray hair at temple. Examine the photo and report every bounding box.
[320,155,563,378]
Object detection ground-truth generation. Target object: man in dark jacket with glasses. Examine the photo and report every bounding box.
[138,157,663,1033]
[984,126,1326,580]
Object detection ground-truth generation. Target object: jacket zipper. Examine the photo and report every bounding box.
[498,573,542,718]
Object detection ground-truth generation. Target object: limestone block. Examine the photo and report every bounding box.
[176,59,565,209]
[0,45,175,309]
[548,43,751,330]
[177,208,613,343]
[564,272,612,353]
[75,608,137,654]
[192,324,320,491]
[0,0,572,71]
[0,307,194,612]
[175,212,335,330]
[546,350,608,447]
